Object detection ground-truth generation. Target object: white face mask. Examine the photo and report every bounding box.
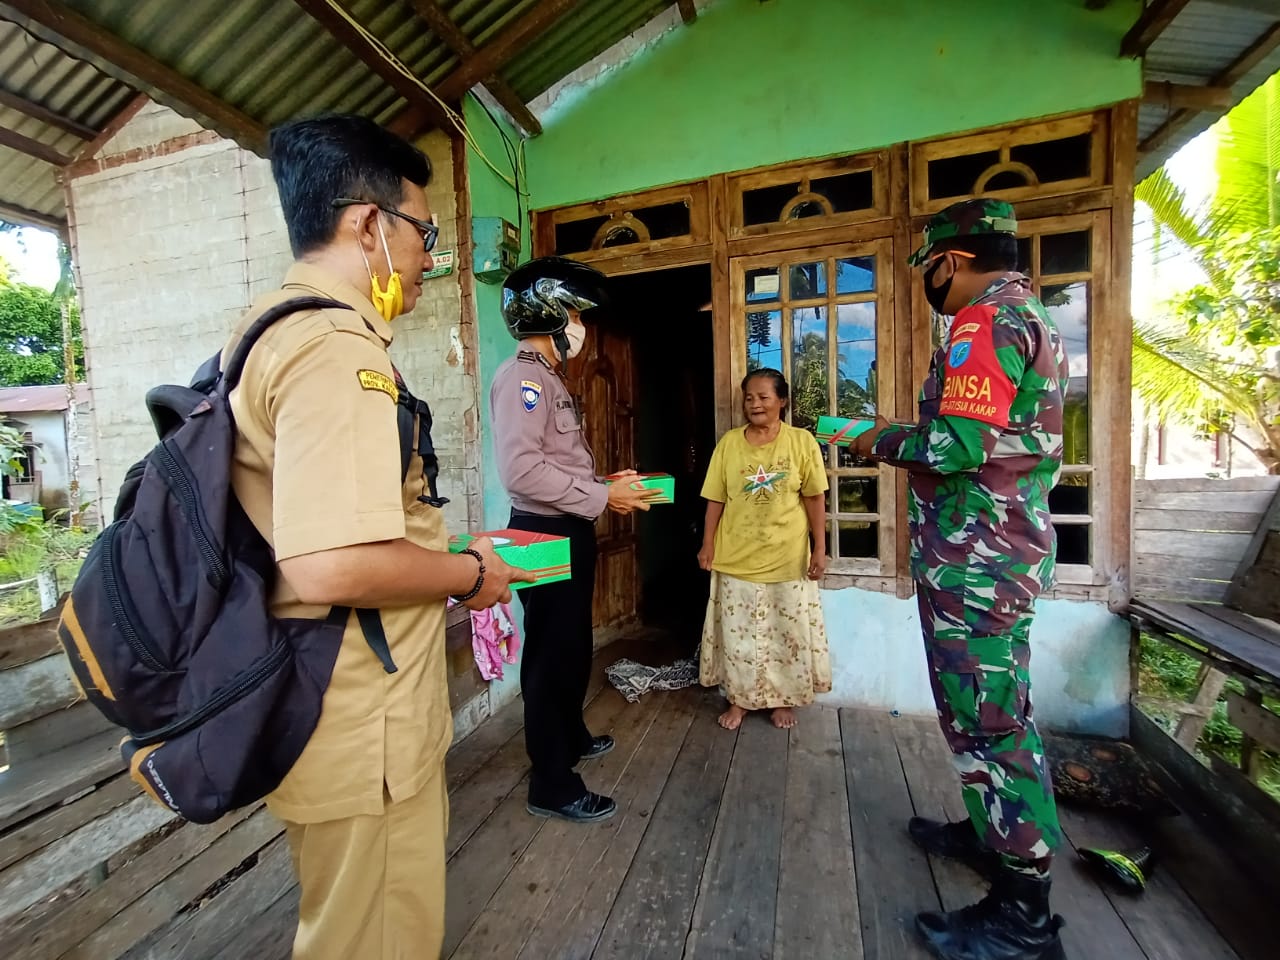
[564,320,587,359]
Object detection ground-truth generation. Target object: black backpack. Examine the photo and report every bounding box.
[57,296,448,823]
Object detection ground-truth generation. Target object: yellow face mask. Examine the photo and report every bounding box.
[358,215,404,322]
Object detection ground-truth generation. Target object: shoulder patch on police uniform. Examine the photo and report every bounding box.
[521,380,542,411]
[357,369,399,403]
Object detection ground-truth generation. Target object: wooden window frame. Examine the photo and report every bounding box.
[726,150,891,241]
[532,181,709,265]
[730,238,898,577]
[910,111,1110,217]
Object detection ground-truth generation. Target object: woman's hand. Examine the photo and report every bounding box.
[698,543,715,571]
[807,552,827,581]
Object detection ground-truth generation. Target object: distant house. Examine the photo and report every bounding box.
[0,383,97,520]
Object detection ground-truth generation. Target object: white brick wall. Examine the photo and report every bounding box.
[69,105,479,532]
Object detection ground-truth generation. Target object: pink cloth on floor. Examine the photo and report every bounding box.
[467,601,521,681]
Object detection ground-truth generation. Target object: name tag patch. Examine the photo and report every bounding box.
[357,369,398,403]
[521,380,542,411]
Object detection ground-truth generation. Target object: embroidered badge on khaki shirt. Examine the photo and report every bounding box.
[357,369,399,403]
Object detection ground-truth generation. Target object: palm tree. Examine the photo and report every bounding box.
[1133,72,1280,472]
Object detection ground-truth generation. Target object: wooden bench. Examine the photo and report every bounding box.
[1129,476,1280,821]
[0,600,477,959]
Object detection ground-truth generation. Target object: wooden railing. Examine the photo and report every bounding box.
[1132,475,1280,603]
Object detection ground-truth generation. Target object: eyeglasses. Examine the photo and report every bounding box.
[333,198,439,253]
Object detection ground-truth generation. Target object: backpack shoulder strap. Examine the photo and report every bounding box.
[221,296,351,392]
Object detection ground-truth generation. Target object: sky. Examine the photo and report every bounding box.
[1131,127,1216,320]
[0,225,61,290]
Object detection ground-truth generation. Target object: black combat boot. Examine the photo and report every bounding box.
[909,817,1001,877]
[916,868,1065,960]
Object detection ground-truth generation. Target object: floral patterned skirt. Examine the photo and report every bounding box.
[699,571,832,710]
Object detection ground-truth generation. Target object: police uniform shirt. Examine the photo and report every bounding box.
[490,349,609,520]
[225,262,451,824]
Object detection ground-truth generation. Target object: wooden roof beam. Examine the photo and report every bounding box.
[1141,21,1280,156]
[1121,0,1193,59]
[437,0,584,101]
[0,88,98,140]
[0,200,65,233]
[1143,80,1234,111]
[677,0,697,25]
[0,125,72,166]
[0,0,267,154]
[291,0,452,136]
[407,0,541,136]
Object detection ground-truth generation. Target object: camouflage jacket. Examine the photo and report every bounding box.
[873,275,1068,600]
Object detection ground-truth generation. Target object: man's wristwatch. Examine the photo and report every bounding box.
[452,548,485,602]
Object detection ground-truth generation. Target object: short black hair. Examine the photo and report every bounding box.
[933,233,1019,273]
[268,115,432,257]
[743,367,790,401]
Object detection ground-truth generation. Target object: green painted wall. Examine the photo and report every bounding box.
[466,96,529,534]
[526,0,1143,208]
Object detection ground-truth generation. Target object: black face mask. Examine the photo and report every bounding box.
[923,255,954,315]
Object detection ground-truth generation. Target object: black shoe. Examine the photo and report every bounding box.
[916,869,1066,960]
[527,791,617,824]
[580,735,615,761]
[909,817,1001,877]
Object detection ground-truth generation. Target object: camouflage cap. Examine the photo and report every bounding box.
[907,198,1019,266]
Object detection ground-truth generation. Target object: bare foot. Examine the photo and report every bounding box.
[771,707,797,730]
[718,704,748,730]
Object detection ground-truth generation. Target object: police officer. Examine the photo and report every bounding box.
[491,256,656,823]
[851,199,1068,960]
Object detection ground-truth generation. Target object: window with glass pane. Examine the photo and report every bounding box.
[1026,223,1096,571]
[737,243,891,572]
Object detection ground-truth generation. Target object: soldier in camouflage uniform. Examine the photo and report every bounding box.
[851,199,1067,960]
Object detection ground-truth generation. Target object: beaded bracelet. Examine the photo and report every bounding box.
[452,548,486,602]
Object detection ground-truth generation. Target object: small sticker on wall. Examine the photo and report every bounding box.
[423,250,454,280]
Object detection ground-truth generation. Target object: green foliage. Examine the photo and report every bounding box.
[0,278,83,386]
[1134,71,1280,472]
[0,513,96,626]
[1138,634,1280,802]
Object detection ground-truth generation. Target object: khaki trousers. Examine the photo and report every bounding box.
[284,766,447,960]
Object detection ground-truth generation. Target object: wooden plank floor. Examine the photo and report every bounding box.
[186,639,1266,960]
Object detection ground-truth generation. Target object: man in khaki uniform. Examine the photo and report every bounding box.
[224,115,529,960]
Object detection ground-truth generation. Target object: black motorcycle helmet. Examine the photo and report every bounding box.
[500,257,609,355]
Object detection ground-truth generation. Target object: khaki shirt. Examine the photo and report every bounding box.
[226,262,451,824]
[490,349,609,520]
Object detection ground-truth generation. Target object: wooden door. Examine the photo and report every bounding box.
[565,322,639,629]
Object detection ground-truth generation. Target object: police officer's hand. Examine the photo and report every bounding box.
[850,415,892,459]
[606,472,658,515]
[463,536,536,609]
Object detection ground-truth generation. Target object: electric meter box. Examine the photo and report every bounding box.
[473,217,521,283]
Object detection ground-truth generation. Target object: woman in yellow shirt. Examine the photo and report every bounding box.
[697,368,832,730]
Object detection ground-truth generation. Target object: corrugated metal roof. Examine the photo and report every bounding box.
[0,0,1276,231]
[1138,0,1280,179]
[503,0,673,102]
[0,383,90,413]
[0,17,133,225]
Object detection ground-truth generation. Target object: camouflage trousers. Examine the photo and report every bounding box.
[915,585,1062,861]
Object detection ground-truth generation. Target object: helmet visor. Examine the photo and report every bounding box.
[537,277,600,312]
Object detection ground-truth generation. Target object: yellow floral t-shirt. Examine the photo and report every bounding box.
[701,423,829,583]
